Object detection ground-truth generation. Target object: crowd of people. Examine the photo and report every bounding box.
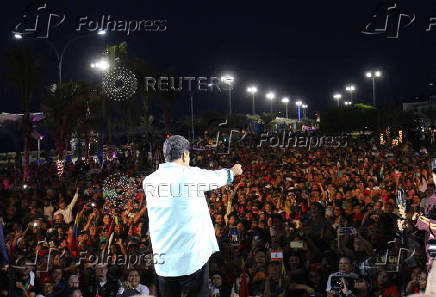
[0,134,434,297]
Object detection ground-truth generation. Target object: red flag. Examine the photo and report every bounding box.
[239,272,249,297]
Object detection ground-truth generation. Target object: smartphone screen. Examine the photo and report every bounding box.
[290,241,304,249]
[231,227,238,242]
[338,226,356,236]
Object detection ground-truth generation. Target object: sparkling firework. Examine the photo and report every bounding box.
[102,66,138,102]
[103,174,137,208]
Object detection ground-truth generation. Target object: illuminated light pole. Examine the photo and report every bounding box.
[333,93,342,107]
[266,91,276,113]
[296,100,302,121]
[281,97,289,118]
[302,104,308,119]
[345,84,356,103]
[221,75,234,115]
[365,70,382,106]
[247,85,258,115]
[13,30,107,84]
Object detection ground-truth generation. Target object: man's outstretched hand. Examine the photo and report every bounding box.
[231,164,243,177]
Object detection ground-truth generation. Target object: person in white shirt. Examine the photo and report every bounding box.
[53,186,79,224]
[143,135,243,297]
[117,269,150,297]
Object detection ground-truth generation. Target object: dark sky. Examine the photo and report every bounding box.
[2,0,436,119]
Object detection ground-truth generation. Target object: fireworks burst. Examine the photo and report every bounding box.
[102,66,137,102]
[103,174,137,208]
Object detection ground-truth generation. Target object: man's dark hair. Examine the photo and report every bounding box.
[163,135,190,162]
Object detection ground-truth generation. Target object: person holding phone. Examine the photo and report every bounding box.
[326,257,359,297]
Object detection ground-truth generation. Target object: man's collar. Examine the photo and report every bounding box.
[159,162,187,169]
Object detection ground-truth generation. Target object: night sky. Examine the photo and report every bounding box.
[2,0,436,119]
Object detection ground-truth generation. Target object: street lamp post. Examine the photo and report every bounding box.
[333,93,342,107]
[190,93,194,139]
[247,85,258,115]
[365,70,382,106]
[221,75,234,115]
[302,104,308,119]
[266,91,275,114]
[281,97,289,118]
[37,136,42,164]
[14,30,107,84]
[296,100,302,121]
[345,85,356,103]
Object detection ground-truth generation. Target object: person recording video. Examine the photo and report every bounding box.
[326,257,359,297]
[143,135,243,297]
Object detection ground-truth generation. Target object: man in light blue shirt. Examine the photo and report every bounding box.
[143,135,242,297]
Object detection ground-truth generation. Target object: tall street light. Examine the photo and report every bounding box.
[296,100,302,121]
[302,104,308,119]
[365,70,382,106]
[247,85,258,115]
[221,75,234,115]
[281,97,289,118]
[345,84,356,103]
[13,30,107,84]
[266,91,275,114]
[333,93,342,107]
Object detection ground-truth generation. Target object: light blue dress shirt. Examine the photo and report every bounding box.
[143,162,233,277]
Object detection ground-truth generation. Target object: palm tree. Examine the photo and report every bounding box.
[157,69,179,134]
[127,57,157,142]
[103,42,129,144]
[127,56,159,171]
[74,83,102,162]
[42,82,82,175]
[421,106,436,128]
[260,113,276,132]
[6,46,42,182]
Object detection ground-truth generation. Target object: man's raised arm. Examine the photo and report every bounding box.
[192,164,243,192]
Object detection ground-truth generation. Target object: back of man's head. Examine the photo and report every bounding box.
[163,135,190,162]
